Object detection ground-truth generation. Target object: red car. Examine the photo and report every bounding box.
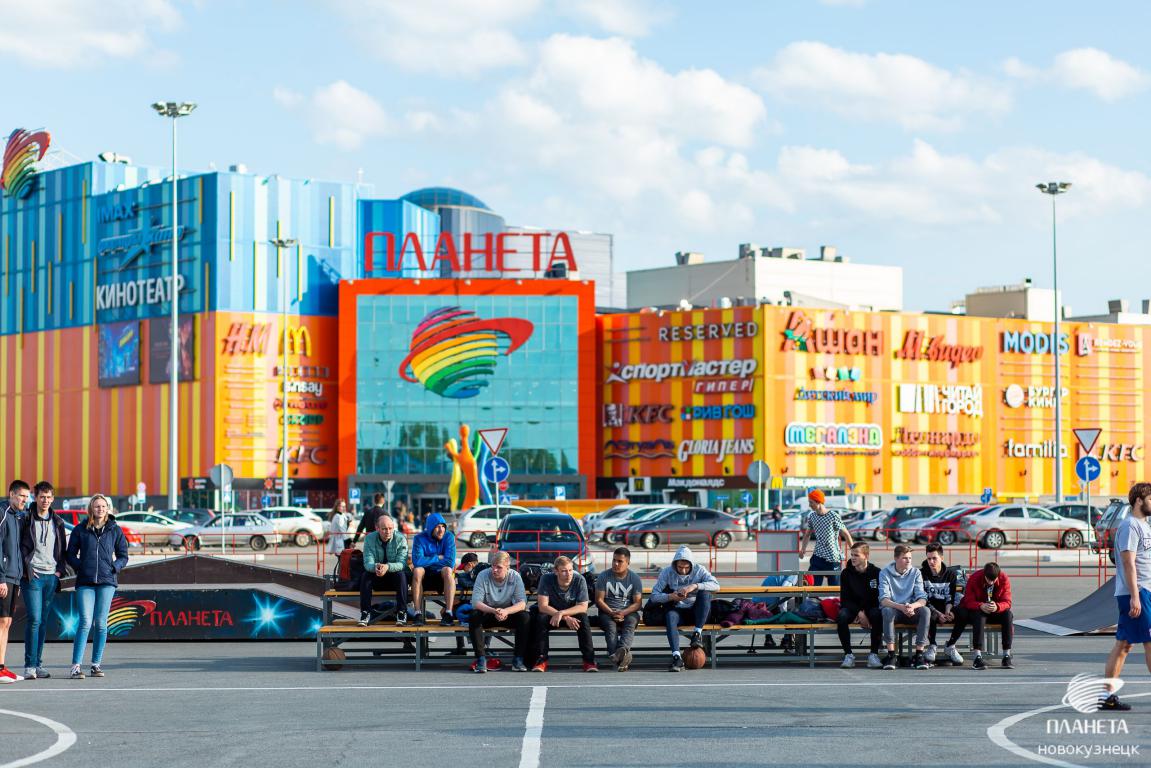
[917,505,988,545]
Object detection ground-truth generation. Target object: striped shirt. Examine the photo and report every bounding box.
[805,510,847,562]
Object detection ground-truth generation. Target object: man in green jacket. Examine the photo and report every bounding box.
[358,515,411,626]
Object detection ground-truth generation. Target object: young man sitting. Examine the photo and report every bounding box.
[838,542,883,669]
[945,562,1015,670]
[532,556,598,673]
[649,545,720,671]
[879,544,932,670]
[921,542,962,665]
[468,551,530,673]
[595,547,643,672]
[410,512,457,626]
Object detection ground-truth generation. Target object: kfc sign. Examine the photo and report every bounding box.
[602,404,673,427]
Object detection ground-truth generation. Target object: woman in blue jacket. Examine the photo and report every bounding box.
[66,494,128,679]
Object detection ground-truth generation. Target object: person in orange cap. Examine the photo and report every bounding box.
[798,489,853,586]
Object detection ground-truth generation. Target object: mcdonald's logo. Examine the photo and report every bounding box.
[280,325,312,357]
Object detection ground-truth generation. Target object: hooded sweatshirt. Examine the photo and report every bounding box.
[920,559,958,614]
[412,512,457,570]
[839,562,881,613]
[0,504,21,585]
[879,561,928,606]
[649,545,720,608]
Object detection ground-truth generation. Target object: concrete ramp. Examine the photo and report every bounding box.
[1016,578,1118,636]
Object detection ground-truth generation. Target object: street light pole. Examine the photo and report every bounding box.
[152,101,196,511]
[270,238,298,507]
[1036,181,1071,502]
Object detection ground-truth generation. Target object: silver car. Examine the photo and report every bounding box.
[169,512,284,551]
[584,504,671,541]
[846,510,891,541]
[961,504,1094,549]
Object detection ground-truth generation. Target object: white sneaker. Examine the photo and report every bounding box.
[24,667,37,680]
[69,665,84,679]
[840,653,856,668]
[867,653,884,669]
[945,645,964,665]
[924,645,937,664]
[35,667,51,679]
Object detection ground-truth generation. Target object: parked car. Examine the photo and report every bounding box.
[256,506,326,547]
[625,506,746,550]
[583,504,673,541]
[917,505,988,544]
[961,503,1094,549]
[894,505,978,543]
[880,506,943,541]
[846,509,892,541]
[170,513,284,551]
[496,512,592,572]
[158,508,217,527]
[1094,499,1129,562]
[605,506,683,544]
[115,511,193,547]
[1044,503,1106,525]
[454,504,534,548]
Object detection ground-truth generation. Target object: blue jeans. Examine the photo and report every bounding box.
[664,590,713,653]
[72,585,116,666]
[21,572,58,669]
[809,554,841,586]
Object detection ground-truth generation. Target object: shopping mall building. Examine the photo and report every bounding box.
[1,128,1148,513]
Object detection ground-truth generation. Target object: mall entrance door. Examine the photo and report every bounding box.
[416,495,450,522]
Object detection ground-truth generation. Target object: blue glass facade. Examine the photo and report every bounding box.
[358,199,440,278]
[355,293,581,486]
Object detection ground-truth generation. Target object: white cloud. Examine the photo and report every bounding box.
[275,81,390,151]
[1051,48,1149,102]
[755,41,1011,130]
[329,0,538,76]
[563,0,671,36]
[0,0,181,68]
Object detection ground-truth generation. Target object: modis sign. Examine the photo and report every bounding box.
[895,331,983,368]
[781,311,884,356]
[1002,331,1070,355]
[364,231,577,275]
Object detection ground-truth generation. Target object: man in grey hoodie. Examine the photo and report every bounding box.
[878,544,931,671]
[649,545,720,671]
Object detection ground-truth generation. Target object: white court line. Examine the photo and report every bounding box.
[0,709,77,768]
[518,687,547,768]
[0,678,1134,694]
[987,691,1151,768]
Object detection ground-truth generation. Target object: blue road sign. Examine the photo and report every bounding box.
[741,491,753,505]
[1076,456,1102,484]
[980,488,993,504]
[349,488,361,503]
[483,456,511,484]
[261,494,271,508]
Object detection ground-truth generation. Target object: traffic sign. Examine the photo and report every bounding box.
[741,491,753,505]
[1073,428,1102,456]
[498,480,509,491]
[747,461,771,484]
[349,487,361,503]
[1076,456,1102,484]
[261,494,271,507]
[478,428,508,456]
[209,463,234,489]
[483,456,511,484]
[554,485,566,500]
[264,478,274,491]
[980,488,993,504]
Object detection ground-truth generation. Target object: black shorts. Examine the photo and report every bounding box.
[417,569,451,593]
[0,583,18,617]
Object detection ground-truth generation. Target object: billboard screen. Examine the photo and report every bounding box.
[97,321,141,388]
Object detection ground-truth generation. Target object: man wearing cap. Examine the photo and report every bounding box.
[798,489,852,587]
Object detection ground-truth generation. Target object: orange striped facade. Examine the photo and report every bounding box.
[601,305,1148,498]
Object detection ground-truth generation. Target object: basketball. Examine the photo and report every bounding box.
[683,646,707,670]
[321,646,346,671]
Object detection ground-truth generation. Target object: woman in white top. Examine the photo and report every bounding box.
[327,499,350,554]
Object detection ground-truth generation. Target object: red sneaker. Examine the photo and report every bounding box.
[531,660,548,673]
[583,662,599,673]
[0,666,23,684]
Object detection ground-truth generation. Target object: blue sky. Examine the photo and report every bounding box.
[3,0,1149,313]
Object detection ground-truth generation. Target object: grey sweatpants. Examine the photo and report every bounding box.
[598,612,639,654]
[881,605,930,648]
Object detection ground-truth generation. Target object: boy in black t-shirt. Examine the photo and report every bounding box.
[921,542,962,665]
[838,541,883,669]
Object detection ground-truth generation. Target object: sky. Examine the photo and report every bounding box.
[2,0,1149,313]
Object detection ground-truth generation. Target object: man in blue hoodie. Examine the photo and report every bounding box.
[649,545,720,671]
[411,512,458,626]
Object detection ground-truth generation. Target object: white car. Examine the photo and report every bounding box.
[455,504,533,548]
[115,511,192,547]
[170,513,284,551]
[255,506,326,547]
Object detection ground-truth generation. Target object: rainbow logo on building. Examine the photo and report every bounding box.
[107,597,157,636]
[398,306,534,399]
[1,128,51,200]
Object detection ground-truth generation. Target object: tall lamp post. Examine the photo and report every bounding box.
[270,238,298,507]
[1036,181,1071,502]
[152,101,196,511]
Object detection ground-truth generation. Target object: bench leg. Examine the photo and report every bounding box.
[415,632,422,672]
[807,631,815,668]
[316,634,323,673]
[709,633,717,670]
